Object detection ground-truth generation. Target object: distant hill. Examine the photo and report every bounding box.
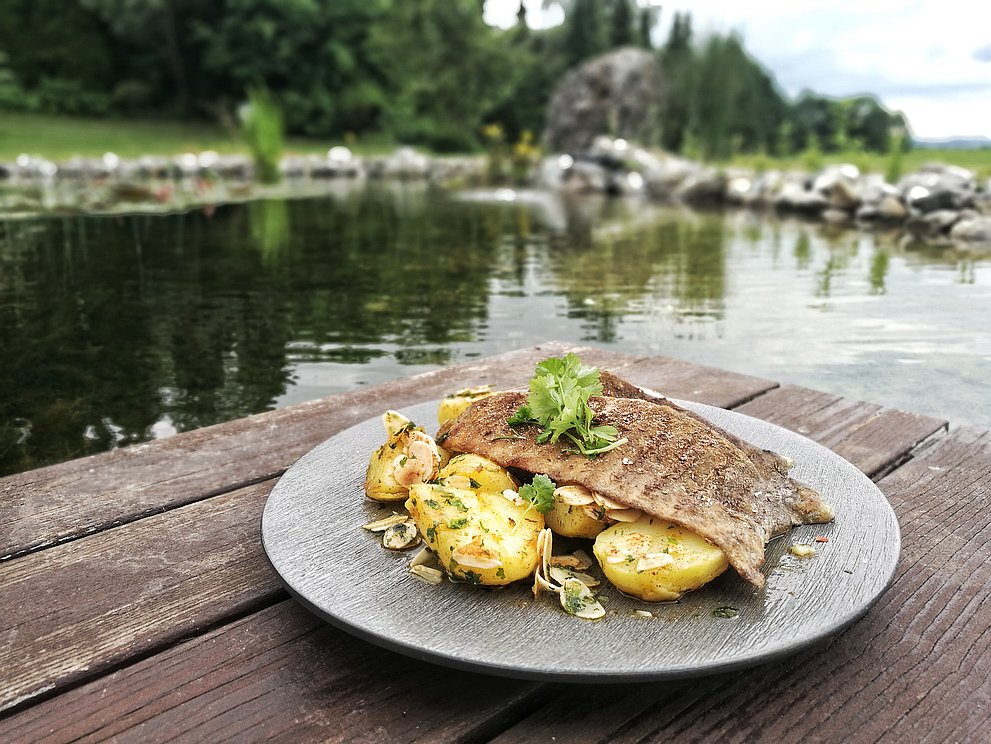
[914,136,991,150]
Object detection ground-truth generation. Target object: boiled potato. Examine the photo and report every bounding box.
[436,453,517,495]
[544,501,609,539]
[364,412,449,502]
[406,481,543,586]
[593,517,729,601]
[437,386,494,426]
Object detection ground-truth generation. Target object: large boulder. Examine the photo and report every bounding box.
[544,47,663,153]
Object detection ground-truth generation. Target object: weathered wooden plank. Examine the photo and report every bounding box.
[736,384,946,477]
[0,343,634,560]
[0,601,548,744]
[486,427,991,743]
[0,343,777,561]
[619,356,777,409]
[0,480,281,713]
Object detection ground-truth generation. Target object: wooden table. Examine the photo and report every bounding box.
[1,343,988,743]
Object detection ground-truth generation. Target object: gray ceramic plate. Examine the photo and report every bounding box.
[261,398,900,682]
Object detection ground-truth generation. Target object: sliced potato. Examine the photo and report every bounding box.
[435,453,517,495]
[544,501,609,539]
[593,517,729,601]
[364,412,449,502]
[406,482,543,586]
[437,386,494,426]
[543,485,608,539]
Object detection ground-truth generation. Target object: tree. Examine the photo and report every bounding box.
[659,11,694,152]
[608,0,635,49]
[371,0,510,151]
[563,0,606,66]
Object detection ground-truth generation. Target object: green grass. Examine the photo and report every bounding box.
[730,148,991,180]
[0,111,396,161]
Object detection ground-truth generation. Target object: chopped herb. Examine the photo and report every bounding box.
[507,353,628,457]
[479,520,490,533]
[425,499,440,509]
[446,518,468,529]
[463,570,482,586]
[496,567,506,579]
[446,496,470,513]
[425,523,437,542]
[398,455,408,466]
[468,478,481,489]
[519,474,556,515]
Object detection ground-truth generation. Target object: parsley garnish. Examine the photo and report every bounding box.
[508,353,627,457]
[446,518,468,529]
[519,474,556,514]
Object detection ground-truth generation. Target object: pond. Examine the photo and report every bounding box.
[2,183,989,476]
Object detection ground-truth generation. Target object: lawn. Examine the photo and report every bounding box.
[2,111,989,180]
[729,147,991,179]
[0,111,393,161]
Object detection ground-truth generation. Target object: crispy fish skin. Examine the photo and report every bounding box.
[438,390,833,588]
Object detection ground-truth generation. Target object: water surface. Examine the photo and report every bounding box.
[1,184,988,475]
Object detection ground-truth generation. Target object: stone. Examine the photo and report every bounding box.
[813,164,862,210]
[675,168,726,204]
[899,165,976,213]
[544,47,663,153]
[949,216,991,244]
[822,208,851,225]
[774,180,828,214]
[876,194,908,221]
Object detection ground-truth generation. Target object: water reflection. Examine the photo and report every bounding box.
[1,188,990,476]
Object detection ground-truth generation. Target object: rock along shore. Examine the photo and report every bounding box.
[2,138,989,247]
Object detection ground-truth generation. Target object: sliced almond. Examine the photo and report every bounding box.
[409,565,444,585]
[410,547,438,568]
[451,545,503,570]
[549,565,601,588]
[592,492,629,511]
[571,549,594,571]
[382,522,420,550]
[554,485,596,506]
[362,513,410,532]
[605,508,642,523]
[636,552,675,572]
[559,577,605,620]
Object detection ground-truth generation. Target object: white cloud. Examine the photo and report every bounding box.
[486,0,991,138]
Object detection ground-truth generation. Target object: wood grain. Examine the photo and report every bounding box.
[0,601,547,744]
[0,343,776,561]
[486,426,991,744]
[736,384,946,477]
[0,481,281,714]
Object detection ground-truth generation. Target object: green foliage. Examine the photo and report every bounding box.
[0,1,915,160]
[608,0,636,48]
[519,475,557,514]
[564,0,607,66]
[662,26,787,161]
[240,87,284,183]
[886,132,906,184]
[801,135,824,172]
[659,12,694,153]
[371,0,510,152]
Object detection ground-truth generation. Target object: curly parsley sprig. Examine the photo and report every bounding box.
[507,353,627,457]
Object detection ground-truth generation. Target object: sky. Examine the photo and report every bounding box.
[484,1,991,140]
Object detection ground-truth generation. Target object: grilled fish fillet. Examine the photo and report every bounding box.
[438,385,833,588]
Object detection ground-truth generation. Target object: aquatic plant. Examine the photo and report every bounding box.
[240,87,284,183]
